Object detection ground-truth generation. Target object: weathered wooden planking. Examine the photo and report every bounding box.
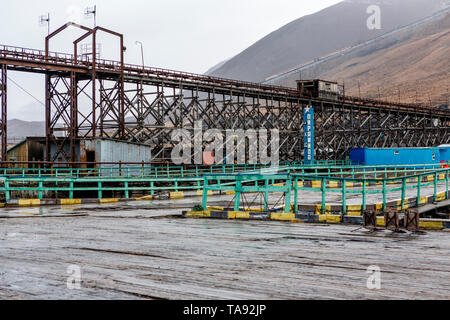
[0,202,449,300]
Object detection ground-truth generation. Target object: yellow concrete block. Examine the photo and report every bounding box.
[419,221,443,230]
[169,191,184,199]
[203,211,211,218]
[0,203,5,208]
[375,203,383,211]
[271,213,295,221]
[225,190,236,195]
[312,181,322,188]
[438,174,445,180]
[227,212,238,219]
[208,206,224,211]
[244,207,265,212]
[419,197,428,205]
[347,211,361,216]
[328,181,338,189]
[272,183,285,187]
[326,215,342,223]
[197,190,213,197]
[185,210,210,218]
[376,217,385,226]
[235,212,250,219]
[397,199,409,209]
[19,199,41,207]
[427,175,434,182]
[135,195,153,201]
[293,181,304,187]
[345,182,354,188]
[319,215,341,223]
[436,192,446,201]
[99,198,119,204]
[315,205,331,214]
[60,199,82,205]
[347,205,361,212]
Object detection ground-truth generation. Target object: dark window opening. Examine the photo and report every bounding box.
[86,151,96,168]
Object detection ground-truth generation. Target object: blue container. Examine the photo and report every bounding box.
[439,147,450,162]
[350,147,444,166]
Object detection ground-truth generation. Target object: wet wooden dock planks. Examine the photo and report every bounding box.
[0,201,449,300]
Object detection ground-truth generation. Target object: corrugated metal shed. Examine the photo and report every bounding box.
[80,138,152,175]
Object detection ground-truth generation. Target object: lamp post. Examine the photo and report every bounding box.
[135,41,145,71]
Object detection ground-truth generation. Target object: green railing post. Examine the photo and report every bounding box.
[321,178,326,214]
[150,181,155,196]
[38,181,43,200]
[362,179,366,211]
[382,180,387,211]
[284,176,292,213]
[293,177,298,214]
[98,181,102,199]
[401,177,406,210]
[69,181,74,199]
[433,172,438,202]
[5,180,10,202]
[202,177,209,210]
[234,176,242,211]
[446,170,449,200]
[124,181,129,199]
[342,179,346,214]
[416,175,421,207]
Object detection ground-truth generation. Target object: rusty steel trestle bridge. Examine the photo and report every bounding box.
[0,22,449,165]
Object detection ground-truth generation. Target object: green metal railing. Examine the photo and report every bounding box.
[0,160,351,178]
[292,169,449,214]
[2,160,447,205]
[201,165,450,214]
[0,160,353,178]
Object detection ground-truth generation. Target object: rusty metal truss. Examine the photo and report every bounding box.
[0,23,449,164]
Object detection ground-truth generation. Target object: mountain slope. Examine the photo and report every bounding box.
[270,12,450,106]
[207,0,448,82]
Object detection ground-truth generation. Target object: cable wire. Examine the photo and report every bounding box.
[7,76,45,106]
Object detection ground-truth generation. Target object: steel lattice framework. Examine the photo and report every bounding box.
[0,23,449,164]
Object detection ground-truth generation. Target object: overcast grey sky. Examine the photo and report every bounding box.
[0,0,341,120]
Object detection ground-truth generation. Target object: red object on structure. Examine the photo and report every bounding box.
[439,161,449,168]
[203,151,215,165]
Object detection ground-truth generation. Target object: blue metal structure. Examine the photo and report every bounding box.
[303,106,314,164]
[350,147,450,165]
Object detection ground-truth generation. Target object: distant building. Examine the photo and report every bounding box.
[6,137,45,167]
[297,79,340,100]
[6,137,152,170]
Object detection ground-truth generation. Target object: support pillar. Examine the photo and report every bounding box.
[0,64,7,162]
